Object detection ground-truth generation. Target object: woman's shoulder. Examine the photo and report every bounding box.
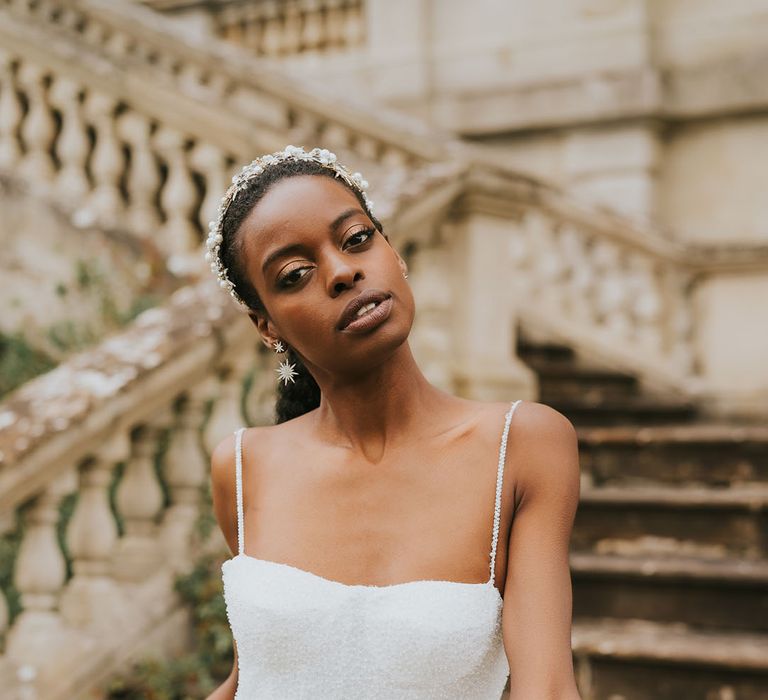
[472,398,575,437]
[209,423,282,556]
[493,399,580,505]
[467,398,579,492]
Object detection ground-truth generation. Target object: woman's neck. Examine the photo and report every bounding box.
[309,341,457,463]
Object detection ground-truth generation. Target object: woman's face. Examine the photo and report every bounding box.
[239,174,415,379]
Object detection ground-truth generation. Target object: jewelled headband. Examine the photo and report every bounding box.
[204,144,373,307]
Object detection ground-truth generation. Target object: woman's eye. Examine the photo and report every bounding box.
[276,229,374,288]
[345,228,375,248]
[277,267,310,288]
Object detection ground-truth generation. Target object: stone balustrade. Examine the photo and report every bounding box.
[211,0,366,57]
[0,0,436,271]
[0,279,271,697]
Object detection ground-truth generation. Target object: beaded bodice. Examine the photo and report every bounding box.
[220,399,522,699]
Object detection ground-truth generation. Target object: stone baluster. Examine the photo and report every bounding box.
[325,2,345,51]
[154,125,199,258]
[282,5,302,55]
[105,29,131,59]
[534,219,566,310]
[242,6,264,52]
[559,225,592,321]
[203,355,251,455]
[318,121,350,151]
[16,62,56,192]
[55,5,84,33]
[667,269,695,374]
[6,470,85,671]
[118,110,161,236]
[112,422,166,581]
[177,61,206,99]
[159,391,209,568]
[354,134,381,162]
[244,349,278,427]
[59,432,131,634]
[48,76,90,206]
[82,92,124,227]
[223,5,245,46]
[301,2,324,54]
[592,239,630,336]
[80,16,107,48]
[345,1,365,46]
[0,50,23,171]
[262,5,282,56]
[627,254,661,352]
[380,146,409,169]
[189,141,229,235]
[288,109,320,145]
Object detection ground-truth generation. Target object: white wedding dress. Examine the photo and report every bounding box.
[221,399,522,699]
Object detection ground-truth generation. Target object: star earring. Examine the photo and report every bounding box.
[272,339,298,386]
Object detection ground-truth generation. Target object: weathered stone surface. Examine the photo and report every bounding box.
[0,278,239,472]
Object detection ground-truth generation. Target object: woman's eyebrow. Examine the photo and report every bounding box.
[329,207,364,232]
[261,207,366,274]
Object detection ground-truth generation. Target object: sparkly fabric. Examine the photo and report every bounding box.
[221,399,522,699]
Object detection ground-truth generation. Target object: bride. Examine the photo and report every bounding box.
[204,145,581,700]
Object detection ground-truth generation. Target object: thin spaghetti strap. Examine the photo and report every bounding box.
[488,399,523,586]
[234,427,246,556]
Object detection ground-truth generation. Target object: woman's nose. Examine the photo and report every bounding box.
[328,259,364,296]
[330,265,365,296]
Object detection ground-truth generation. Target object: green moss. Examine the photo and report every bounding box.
[0,331,57,399]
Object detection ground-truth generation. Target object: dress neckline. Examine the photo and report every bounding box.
[227,399,522,606]
[222,552,503,603]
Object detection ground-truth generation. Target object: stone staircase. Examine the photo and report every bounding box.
[518,336,768,700]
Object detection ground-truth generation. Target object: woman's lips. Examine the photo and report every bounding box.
[338,296,393,334]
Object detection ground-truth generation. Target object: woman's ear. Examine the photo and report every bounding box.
[397,254,408,279]
[248,310,279,352]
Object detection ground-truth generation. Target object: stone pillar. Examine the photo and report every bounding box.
[691,273,768,417]
[447,213,537,401]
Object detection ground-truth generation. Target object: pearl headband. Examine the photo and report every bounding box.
[204,144,373,307]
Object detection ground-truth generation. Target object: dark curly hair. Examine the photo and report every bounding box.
[218,157,385,425]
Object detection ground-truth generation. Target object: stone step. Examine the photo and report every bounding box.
[517,338,575,366]
[572,617,768,700]
[577,423,768,486]
[574,484,768,558]
[551,395,699,425]
[531,362,640,402]
[570,553,768,633]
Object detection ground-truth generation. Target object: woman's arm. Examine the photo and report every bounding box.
[204,639,238,700]
[501,401,582,700]
[205,433,244,700]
